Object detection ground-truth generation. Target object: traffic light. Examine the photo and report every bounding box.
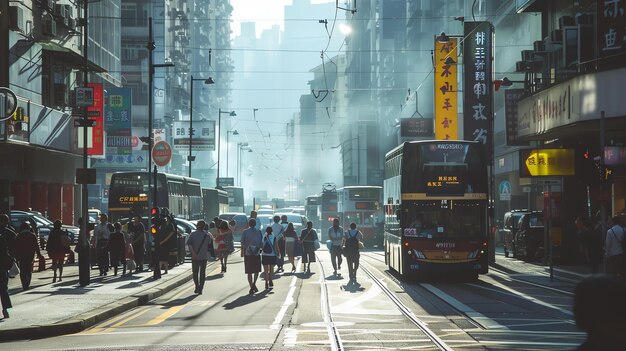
[151,207,160,235]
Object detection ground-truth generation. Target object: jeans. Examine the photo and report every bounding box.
[191,259,207,291]
[0,270,11,310]
[347,254,360,280]
[330,245,343,271]
[97,243,109,275]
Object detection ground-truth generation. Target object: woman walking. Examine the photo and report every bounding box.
[14,222,43,290]
[241,219,263,294]
[261,226,280,290]
[215,221,233,273]
[343,222,363,284]
[299,221,318,274]
[283,222,298,273]
[109,222,127,276]
[47,220,70,283]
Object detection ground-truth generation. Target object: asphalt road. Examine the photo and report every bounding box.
[2,248,586,350]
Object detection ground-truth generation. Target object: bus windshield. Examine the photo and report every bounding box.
[403,200,484,240]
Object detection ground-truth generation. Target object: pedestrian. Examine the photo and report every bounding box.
[156,209,176,275]
[575,216,602,273]
[207,221,217,260]
[343,222,364,284]
[283,222,298,273]
[128,215,145,273]
[328,218,344,276]
[108,222,126,276]
[250,210,259,229]
[187,220,211,294]
[573,274,626,350]
[94,213,111,276]
[216,221,233,273]
[0,214,16,318]
[261,226,280,290]
[13,222,43,291]
[271,215,285,273]
[241,218,263,295]
[228,220,237,254]
[300,221,318,274]
[605,215,625,281]
[47,220,70,283]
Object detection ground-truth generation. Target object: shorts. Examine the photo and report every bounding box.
[244,255,262,274]
[261,255,277,266]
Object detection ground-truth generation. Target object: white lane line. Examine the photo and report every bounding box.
[318,260,342,351]
[271,257,301,330]
[422,284,508,330]
[490,268,575,296]
[468,281,574,318]
[455,329,585,335]
[66,329,270,336]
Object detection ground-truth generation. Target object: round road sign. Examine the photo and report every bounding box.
[0,87,18,121]
[152,140,172,167]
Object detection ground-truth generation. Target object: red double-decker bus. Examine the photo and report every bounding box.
[337,186,383,247]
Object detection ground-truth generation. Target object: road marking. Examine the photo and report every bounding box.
[422,284,507,330]
[141,305,185,326]
[67,328,270,336]
[332,282,402,316]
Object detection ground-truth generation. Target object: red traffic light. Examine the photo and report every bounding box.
[151,207,159,216]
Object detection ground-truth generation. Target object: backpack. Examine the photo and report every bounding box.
[343,230,360,255]
[262,235,274,254]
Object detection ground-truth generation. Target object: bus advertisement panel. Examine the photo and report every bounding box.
[337,186,383,247]
[384,141,489,279]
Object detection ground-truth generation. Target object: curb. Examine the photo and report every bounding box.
[0,268,193,341]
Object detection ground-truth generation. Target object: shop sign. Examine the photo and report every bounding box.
[87,83,104,157]
[434,37,458,140]
[604,146,626,165]
[504,89,529,146]
[598,0,626,57]
[520,149,575,177]
[463,22,493,159]
[400,118,433,138]
[173,120,215,151]
[105,87,132,156]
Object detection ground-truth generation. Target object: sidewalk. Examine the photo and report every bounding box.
[0,260,197,341]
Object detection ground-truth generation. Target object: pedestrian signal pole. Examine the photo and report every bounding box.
[151,207,161,279]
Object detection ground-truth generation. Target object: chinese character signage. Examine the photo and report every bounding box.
[604,146,626,165]
[105,87,132,156]
[400,118,433,138]
[434,37,458,140]
[173,120,215,151]
[504,89,529,146]
[519,149,575,177]
[598,0,626,56]
[87,83,104,156]
[463,22,493,160]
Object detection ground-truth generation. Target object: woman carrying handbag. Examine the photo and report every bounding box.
[299,221,318,274]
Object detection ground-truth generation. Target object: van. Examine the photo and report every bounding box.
[502,209,530,258]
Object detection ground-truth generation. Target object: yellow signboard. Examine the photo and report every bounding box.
[521,149,575,176]
[434,38,458,140]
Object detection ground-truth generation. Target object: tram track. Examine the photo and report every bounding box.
[316,254,344,351]
[488,266,574,297]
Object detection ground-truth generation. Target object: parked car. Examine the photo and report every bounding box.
[9,210,80,247]
[255,214,274,231]
[275,212,308,232]
[218,212,248,243]
[514,211,544,260]
[502,209,530,258]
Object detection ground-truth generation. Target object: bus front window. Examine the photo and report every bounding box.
[403,201,484,239]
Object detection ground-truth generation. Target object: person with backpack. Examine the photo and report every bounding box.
[300,221,318,274]
[261,226,281,290]
[187,220,211,294]
[343,222,363,284]
[47,220,70,283]
[0,214,16,318]
[605,216,625,282]
[328,218,344,277]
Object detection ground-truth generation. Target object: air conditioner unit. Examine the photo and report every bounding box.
[53,3,65,17]
[576,13,592,26]
[42,17,57,37]
[533,40,545,52]
[521,50,534,62]
[67,18,76,30]
[9,6,25,32]
[515,61,529,72]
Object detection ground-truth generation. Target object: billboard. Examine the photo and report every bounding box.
[173,120,216,151]
[87,83,104,156]
[434,37,458,140]
[105,87,132,156]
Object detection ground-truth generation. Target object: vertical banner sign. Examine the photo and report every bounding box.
[463,22,493,159]
[504,88,528,146]
[598,0,626,57]
[105,87,133,156]
[87,83,104,156]
[434,37,458,140]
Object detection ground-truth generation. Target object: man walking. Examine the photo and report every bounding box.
[128,215,146,273]
[241,218,263,294]
[94,213,111,276]
[271,215,285,273]
[327,218,344,276]
[0,214,16,318]
[187,220,211,294]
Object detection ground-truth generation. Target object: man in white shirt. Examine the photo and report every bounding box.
[271,216,285,273]
[605,216,625,281]
[93,213,111,276]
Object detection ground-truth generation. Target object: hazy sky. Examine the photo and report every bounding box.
[230,0,334,38]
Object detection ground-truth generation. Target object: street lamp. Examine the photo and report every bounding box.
[226,129,239,177]
[216,109,236,188]
[188,75,215,177]
[493,77,526,91]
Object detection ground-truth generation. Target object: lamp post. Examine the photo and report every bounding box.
[188,75,215,177]
[226,129,239,177]
[216,109,236,188]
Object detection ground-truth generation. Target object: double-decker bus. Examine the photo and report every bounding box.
[108,172,202,222]
[318,184,338,236]
[337,186,384,247]
[223,186,245,213]
[305,195,321,229]
[202,188,229,220]
[384,140,489,279]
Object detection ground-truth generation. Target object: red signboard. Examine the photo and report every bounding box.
[152,141,172,167]
[88,83,104,156]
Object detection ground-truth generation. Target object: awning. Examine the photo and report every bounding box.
[39,42,106,73]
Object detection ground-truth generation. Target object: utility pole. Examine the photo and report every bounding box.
[78,0,90,286]
[600,110,606,272]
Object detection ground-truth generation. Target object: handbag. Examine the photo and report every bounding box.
[126,259,137,271]
[314,239,321,250]
[9,261,19,278]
